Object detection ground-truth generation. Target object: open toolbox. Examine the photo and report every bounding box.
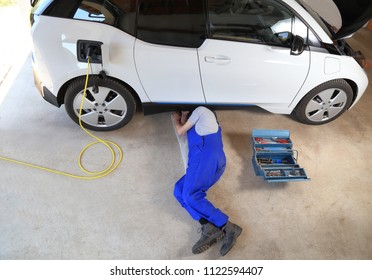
[252,129,310,182]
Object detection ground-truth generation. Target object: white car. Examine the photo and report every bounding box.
[30,0,370,131]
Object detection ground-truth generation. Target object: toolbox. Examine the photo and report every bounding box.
[252,129,310,182]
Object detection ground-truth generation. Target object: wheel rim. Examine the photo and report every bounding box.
[305,88,348,123]
[73,86,128,128]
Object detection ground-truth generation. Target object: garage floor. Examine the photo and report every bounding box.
[0,5,371,260]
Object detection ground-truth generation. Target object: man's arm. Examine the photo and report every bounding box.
[172,112,194,136]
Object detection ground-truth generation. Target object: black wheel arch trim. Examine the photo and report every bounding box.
[42,86,60,107]
[343,79,358,109]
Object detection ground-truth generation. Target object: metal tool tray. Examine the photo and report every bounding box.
[252,129,310,182]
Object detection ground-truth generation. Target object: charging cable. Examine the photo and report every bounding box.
[0,58,123,180]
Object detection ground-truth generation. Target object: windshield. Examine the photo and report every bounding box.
[295,0,341,38]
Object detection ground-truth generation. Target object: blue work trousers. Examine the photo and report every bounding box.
[174,127,229,227]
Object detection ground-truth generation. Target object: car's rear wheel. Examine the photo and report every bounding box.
[294,79,353,125]
[64,76,136,131]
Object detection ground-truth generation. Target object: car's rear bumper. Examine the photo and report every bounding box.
[32,58,59,107]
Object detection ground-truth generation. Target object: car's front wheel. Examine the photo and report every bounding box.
[294,79,353,125]
[64,76,136,131]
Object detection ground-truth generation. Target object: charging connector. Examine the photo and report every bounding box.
[77,40,103,64]
[86,46,95,61]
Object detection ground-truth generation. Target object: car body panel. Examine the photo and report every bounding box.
[288,51,368,111]
[198,38,310,105]
[134,40,206,103]
[31,15,150,104]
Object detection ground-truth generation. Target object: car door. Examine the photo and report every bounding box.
[198,0,310,105]
[134,0,207,103]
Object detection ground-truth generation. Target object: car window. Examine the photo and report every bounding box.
[137,0,206,48]
[207,0,294,47]
[74,1,114,24]
[72,0,137,35]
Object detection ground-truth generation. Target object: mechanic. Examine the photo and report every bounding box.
[171,106,242,256]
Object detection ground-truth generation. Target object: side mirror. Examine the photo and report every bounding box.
[274,31,292,47]
[291,35,305,56]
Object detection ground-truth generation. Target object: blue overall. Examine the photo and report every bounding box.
[174,126,229,227]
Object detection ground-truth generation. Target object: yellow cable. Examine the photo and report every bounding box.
[0,59,123,180]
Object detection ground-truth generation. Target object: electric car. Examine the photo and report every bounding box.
[30,0,370,131]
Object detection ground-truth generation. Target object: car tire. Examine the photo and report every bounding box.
[294,79,353,125]
[64,76,136,131]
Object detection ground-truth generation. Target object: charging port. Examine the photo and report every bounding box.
[77,40,103,64]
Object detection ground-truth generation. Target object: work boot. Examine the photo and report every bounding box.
[192,222,225,254]
[220,221,243,256]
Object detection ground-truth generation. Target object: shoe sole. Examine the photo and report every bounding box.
[220,226,242,256]
[192,233,225,254]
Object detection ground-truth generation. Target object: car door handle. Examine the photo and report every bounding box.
[204,56,231,64]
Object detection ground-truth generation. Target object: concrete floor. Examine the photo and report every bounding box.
[0,5,371,260]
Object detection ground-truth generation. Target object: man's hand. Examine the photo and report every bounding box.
[171,111,193,136]
[172,112,181,123]
[181,111,190,125]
